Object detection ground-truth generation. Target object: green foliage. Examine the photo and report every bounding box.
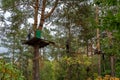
[101,11,120,31]
[40,60,66,80]
[94,0,120,6]
[116,60,120,77]
[61,54,92,66]
[1,0,16,9]
[59,54,94,80]
[0,59,25,80]
[40,61,55,80]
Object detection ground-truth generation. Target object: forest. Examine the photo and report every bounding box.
[0,0,120,80]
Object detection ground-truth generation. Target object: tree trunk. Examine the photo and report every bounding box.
[102,54,106,73]
[95,5,101,76]
[12,36,15,64]
[110,55,115,77]
[98,54,101,76]
[32,0,58,80]
[38,0,46,30]
[33,0,39,36]
[33,45,40,80]
[97,28,101,76]
[65,22,72,80]
[87,40,89,57]
[106,31,115,76]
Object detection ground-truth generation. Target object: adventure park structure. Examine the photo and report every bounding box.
[23,33,54,80]
[23,0,59,80]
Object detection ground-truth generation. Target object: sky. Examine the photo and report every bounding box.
[0,47,8,53]
[0,10,11,53]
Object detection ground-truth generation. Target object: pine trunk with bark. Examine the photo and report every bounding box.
[33,0,39,80]
[96,5,101,76]
[32,0,59,80]
[110,55,115,77]
[33,45,40,80]
[97,28,101,76]
[65,22,72,80]
[106,31,115,77]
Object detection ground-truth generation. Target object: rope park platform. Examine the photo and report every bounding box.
[23,37,55,48]
[22,29,55,48]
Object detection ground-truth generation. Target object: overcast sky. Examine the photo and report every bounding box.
[0,47,8,53]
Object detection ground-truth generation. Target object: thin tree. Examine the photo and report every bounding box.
[95,5,101,76]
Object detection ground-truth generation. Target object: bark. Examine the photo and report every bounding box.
[33,45,40,80]
[38,0,46,30]
[96,28,101,76]
[106,30,115,76]
[33,0,40,80]
[110,55,115,77]
[90,42,93,56]
[12,36,15,64]
[65,65,72,80]
[98,54,101,76]
[66,22,72,80]
[33,0,39,36]
[102,54,106,73]
[96,29,102,77]
[96,5,101,76]
[95,6,99,25]
[68,26,71,55]
[87,41,88,56]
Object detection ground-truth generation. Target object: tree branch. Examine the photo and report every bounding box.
[44,0,59,19]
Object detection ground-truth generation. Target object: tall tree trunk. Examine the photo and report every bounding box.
[33,0,40,80]
[106,31,115,76]
[98,54,101,76]
[12,36,15,64]
[87,40,89,56]
[95,5,101,76]
[33,45,40,80]
[102,54,106,74]
[96,26,101,76]
[38,0,46,30]
[110,55,115,77]
[33,0,39,36]
[32,0,59,80]
[97,28,101,76]
[65,23,72,80]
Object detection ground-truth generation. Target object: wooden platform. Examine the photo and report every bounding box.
[22,37,54,48]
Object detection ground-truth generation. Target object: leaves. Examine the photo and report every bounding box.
[0,60,25,80]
